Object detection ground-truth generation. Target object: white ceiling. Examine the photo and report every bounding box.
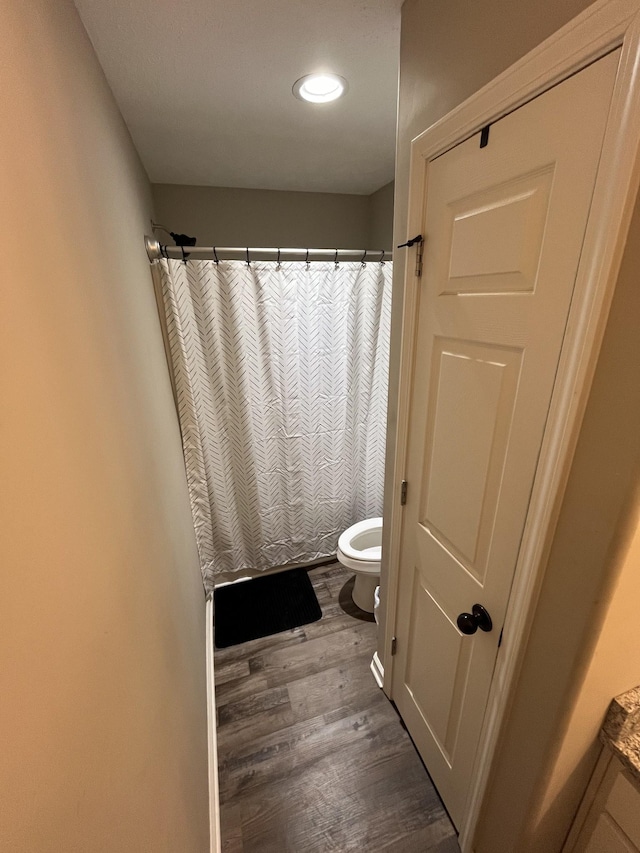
[74,0,402,195]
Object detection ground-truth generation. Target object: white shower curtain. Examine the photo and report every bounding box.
[159,257,392,591]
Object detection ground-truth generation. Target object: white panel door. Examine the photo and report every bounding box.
[391,50,620,829]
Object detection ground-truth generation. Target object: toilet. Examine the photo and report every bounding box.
[336,517,382,613]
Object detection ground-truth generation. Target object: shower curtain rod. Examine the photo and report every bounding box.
[144,236,391,263]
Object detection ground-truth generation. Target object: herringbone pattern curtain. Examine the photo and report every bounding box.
[159,258,392,591]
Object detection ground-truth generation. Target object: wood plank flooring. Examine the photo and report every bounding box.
[214,563,460,853]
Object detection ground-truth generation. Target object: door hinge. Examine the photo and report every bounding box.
[400,480,408,505]
[415,236,424,277]
[498,627,504,648]
[391,636,398,656]
[480,124,491,148]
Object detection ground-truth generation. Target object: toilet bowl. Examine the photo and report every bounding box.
[336,517,382,613]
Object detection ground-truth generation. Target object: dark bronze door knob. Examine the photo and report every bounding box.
[457,603,493,635]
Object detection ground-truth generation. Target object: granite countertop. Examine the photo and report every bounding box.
[600,685,640,783]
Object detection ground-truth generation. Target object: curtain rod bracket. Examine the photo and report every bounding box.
[397,234,423,249]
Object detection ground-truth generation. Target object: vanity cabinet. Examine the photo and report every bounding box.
[568,751,640,852]
[565,683,640,853]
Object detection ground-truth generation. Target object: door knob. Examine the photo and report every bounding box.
[457,604,493,635]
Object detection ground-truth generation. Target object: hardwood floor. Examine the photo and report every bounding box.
[214,563,460,853]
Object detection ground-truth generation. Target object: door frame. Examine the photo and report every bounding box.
[381,1,640,849]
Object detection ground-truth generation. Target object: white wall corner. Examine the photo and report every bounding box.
[205,593,221,853]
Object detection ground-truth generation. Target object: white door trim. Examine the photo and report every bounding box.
[382,1,640,849]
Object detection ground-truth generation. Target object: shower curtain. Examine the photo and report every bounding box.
[159,257,392,592]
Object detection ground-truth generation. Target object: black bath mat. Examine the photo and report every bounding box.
[213,568,322,649]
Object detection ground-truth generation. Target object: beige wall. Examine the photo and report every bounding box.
[152,183,370,248]
[1,2,209,851]
[368,181,395,250]
[152,181,395,250]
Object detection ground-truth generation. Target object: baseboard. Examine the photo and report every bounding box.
[370,651,384,688]
[205,593,221,853]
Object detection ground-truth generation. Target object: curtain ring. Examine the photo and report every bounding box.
[160,243,168,259]
[212,246,219,265]
[180,245,187,265]
[305,248,310,269]
[360,249,367,268]
[334,249,339,268]
[379,249,386,265]
[246,247,251,267]
[276,248,281,270]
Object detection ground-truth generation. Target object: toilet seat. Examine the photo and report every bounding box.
[337,517,382,574]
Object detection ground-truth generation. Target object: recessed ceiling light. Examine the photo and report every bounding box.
[292,73,348,103]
